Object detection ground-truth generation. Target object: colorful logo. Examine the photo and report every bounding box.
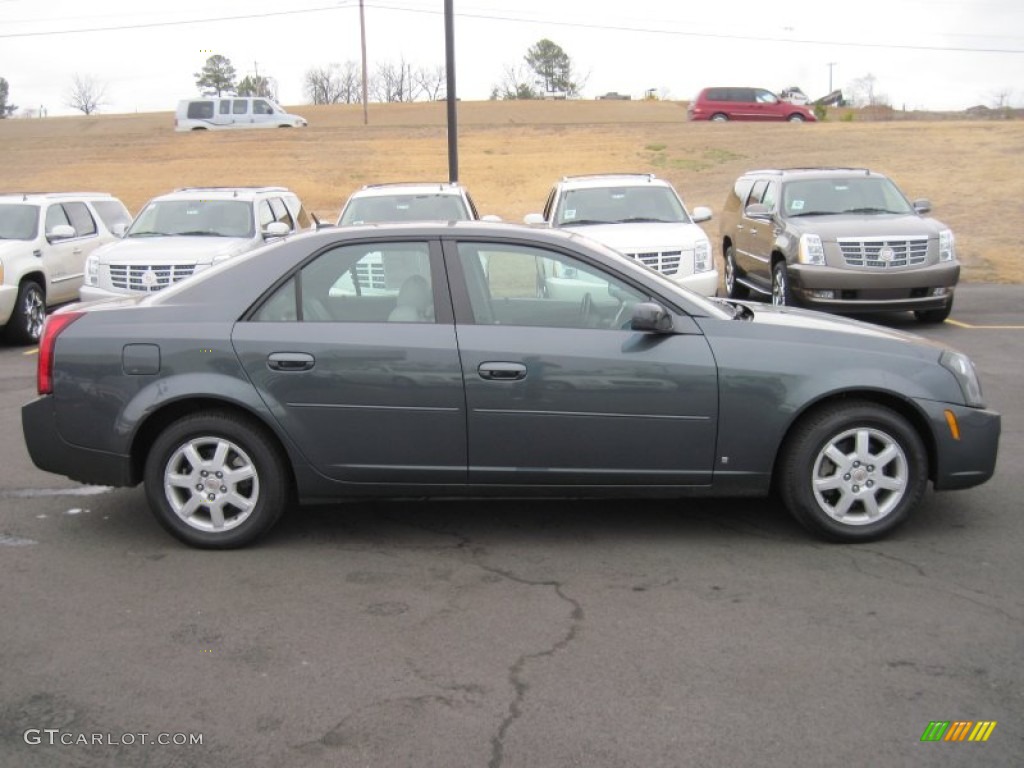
[920,721,997,742]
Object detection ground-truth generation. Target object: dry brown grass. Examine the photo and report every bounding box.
[2,100,1021,283]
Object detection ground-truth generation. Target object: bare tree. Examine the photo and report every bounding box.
[490,63,539,100]
[372,59,416,103]
[848,73,889,108]
[990,88,1013,110]
[304,62,362,105]
[414,65,446,101]
[66,74,107,116]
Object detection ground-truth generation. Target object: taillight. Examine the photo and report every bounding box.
[37,311,83,395]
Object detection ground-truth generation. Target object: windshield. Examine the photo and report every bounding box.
[782,177,915,217]
[553,186,690,227]
[127,200,254,238]
[0,204,40,240]
[339,194,470,225]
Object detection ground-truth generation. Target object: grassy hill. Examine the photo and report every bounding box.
[1,100,1020,282]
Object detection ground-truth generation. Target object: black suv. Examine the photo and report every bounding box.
[719,168,958,322]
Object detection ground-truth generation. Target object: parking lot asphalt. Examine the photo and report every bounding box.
[1,284,1021,767]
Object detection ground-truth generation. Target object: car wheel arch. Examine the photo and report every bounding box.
[768,391,938,496]
[128,397,298,490]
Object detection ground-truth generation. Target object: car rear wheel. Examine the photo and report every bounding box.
[5,280,46,345]
[771,261,791,306]
[710,113,729,122]
[724,244,749,299]
[778,402,927,542]
[914,300,953,324]
[144,412,289,548]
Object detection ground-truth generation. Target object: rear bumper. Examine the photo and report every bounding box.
[22,396,135,487]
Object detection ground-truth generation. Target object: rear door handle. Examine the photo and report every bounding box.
[478,362,527,381]
[267,352,315,372]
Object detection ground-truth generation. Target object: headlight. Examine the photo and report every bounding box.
[939,229,955,262]
[694,239,711,272]
[84,254,99,285]
[940,349,985,407]
[798,234,825,265]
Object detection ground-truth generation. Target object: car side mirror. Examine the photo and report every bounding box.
[912,198,932,215]
[480,214,503,222]
[745,203,772,220]
[47,224,77,241]
[263,221,290,239]
[523,213,547,226]
[630,302,674,333]
[111,222,129,237]
[690,205,713,223]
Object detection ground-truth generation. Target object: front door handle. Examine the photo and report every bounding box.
[478,362,527,381]
[267,352,315,372]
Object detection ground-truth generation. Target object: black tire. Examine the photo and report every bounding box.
[724,244,749,299]
[788,114,806,123]
[778,402,928,542]
[710,113,729,122]
[144,411,290,549]
[5,280,46,345]
[914,300,953,324]
[771,261,791,306]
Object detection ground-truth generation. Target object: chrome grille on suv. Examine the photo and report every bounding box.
[838,236,929,268]
[109,264,196,292]
[354,261,387,290]
[622,250,683,276]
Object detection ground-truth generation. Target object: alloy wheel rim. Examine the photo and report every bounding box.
[163,436,260,532]
[25,288,45,340]
[811,426,908,525]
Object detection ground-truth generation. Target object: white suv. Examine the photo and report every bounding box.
[81,186,309,300]
[337,182,499,225]
[524,174,719,296]
[0,192,131,343]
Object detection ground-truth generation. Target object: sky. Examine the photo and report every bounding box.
[2,0,1023,117]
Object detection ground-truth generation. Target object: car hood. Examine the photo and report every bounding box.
[783,214,947,240]
[732,300,945,349]
[562,222,708,250]
[90,236,252,265]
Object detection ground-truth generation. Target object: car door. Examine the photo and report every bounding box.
[732,180,771,290]
[231,238,467,486]
[42,202,96,304]
[444,237,718,487]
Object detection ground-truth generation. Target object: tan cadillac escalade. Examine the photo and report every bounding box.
[719,168,958,323]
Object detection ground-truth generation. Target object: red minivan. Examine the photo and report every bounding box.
[687,87,816,122]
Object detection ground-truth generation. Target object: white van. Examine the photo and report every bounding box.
[174,96,308,131]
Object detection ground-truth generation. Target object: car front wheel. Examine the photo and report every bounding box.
[5,280,46,344]
[771,261,791,306]
[144,412,289,548]
[788,114,806,122]
[778,402,928,542]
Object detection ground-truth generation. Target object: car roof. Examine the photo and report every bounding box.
[741,167,885,181]
[0,192,119,203]
[148,186,294,202]
[347,182,469,198]
[555,173,671,190]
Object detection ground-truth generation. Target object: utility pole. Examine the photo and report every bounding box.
[360,0,368,125]
[445,0,458,182]
[827,62,837,94]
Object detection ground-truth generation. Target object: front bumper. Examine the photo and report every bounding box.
[789,262,959,312]
[914,398,1000,491]
[22,396,135,487]
[0,284,16,326]
[672,269,720,298]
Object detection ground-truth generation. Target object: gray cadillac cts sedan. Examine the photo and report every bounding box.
[22,222,999,548]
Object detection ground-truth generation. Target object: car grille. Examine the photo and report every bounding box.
[622,250,683,276]
[109,264,196,292]
[838,236,929,268]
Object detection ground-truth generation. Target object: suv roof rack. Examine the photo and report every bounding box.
[1,191,113,199]
[360,182,462,190]
[747,167,873,176]
[562,173,657,182]
[173,186,290,194]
